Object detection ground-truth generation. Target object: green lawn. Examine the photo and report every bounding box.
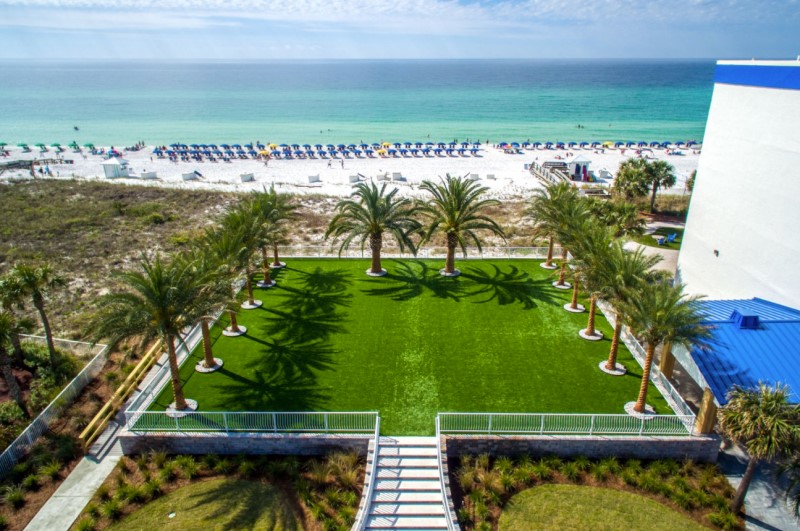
[498,484,706,530]
[151,259,670,435]
[109,479,301,530]
[632,227,684,250]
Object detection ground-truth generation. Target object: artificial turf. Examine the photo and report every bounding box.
[150,258,671,435]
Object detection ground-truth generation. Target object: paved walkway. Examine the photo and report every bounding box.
[718,444,800,531]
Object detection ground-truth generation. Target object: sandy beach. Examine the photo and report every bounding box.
[0,144,699,200]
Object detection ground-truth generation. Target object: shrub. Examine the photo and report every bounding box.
[144,212,166,225]
[95,484,111,501]
[307,460,330,485]
[74,517,95,531]
[3,485,25,509]
[39,458,62,480]
[159,463,177,483]
[530,460,554,481]
[175,455,199,479]
[201,454,219,470]
[338,504,357,525]
[22,474,41,491]
[637,472,663,494]
[149,450,168,469]
[687,488,711,508]
[101,499,124,520]
[494,456,513,474]
[560,461,582,482]
[624,459,643,474]
[573,456,591,472]
[669,476,690,493]
[620,470,639,487]
[237,459,257,479]
[590,463,611,483]
[671,490,695,510]
[599,457,621,474]
[707,509,741,530]
[85,502,100,517]
[116,459,130,475]
[104,371,120,385]
[213,458,234,474]
[135,455,148,471]
[0,514,7,530]
[142,479,163,500]
[475,454,490,471]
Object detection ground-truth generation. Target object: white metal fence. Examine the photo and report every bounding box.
[125,410,379,434]
[436,416,460,531]
[352,416,382,531]
[280,246,558,260]
[0,337,109,478]
[438,412,695,437]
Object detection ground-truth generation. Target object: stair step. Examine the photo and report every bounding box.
[374,479,440,491]
[377,457,438,468]
[373,491,444,503]
[370,503,445,516]
[377,468,439,479]
[379,436,438,446]
[365,515,447,529]
[379,446,438,457]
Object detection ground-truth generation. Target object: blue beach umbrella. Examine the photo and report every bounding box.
[470,148,479,154]
[317,150,327,157]
[615,141,624,147]
[626,141,635,147]
[232,144,242,149]
[315,144,324,150]
[591,142,601,147]
[256,143,265,149]
[579,142,589,147]
[326,144,335,149]
[245,144,253,149]
[360,143,369,149]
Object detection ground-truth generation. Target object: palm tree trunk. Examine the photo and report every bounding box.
[570,281,579,309]
[634,342,657,413]
[545,236,554,267]
[261,247,272,284]
[556,247,568,285]
[166,335,187,410]
[649,180,658,212]
[1,348,29,417]
[731,457,759,514]
[10,332,25,369]
[228,310,240,333]
[606,320,623,370]
[245,267,255,305]
[445,233,457,274]
[34,299,57,370]
[369,233,383,274]
[272,243,281,267]
[201,319,215,368]
[586,295,597,335]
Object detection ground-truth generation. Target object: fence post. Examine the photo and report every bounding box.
[272,413,278,433]
[539,415,544,435]
[324,413,329,433]
[175,414,180,431]
[223,412,229,433]
[639,418,645,436]
[589,415,595,436]
[487,414,492,435]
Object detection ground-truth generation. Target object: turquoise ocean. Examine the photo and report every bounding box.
[0,60,714,146]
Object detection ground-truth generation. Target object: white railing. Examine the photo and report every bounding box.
[279,246,558,260]
[125,410,379,434]
[597,300,697,419]
[353,415,381,531]
[0,337,109,478]
[438,412,695,437]
[529,161,570,185]
[436,416,459,531]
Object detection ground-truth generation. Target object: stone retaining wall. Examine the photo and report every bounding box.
[445,434,721,463]
[118,430,371,456]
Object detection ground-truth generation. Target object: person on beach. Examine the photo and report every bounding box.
[340,159,344,169]
[327,160,332,168]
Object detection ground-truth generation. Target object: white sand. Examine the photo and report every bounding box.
[0,145,699,199]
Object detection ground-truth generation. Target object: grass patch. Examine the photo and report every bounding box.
[632,227,684,251]
[150,258,670,435]
[498,484,706,530]
[108,478,300,530]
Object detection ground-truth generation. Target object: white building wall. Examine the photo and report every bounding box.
[677,63,800,309]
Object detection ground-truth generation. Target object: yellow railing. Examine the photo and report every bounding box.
[78,341,162,452]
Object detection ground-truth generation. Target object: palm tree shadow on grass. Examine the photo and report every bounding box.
[460,264,560,309]
[182,480,301,530]
[359,260,463,301]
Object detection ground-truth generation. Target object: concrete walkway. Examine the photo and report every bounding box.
[24,440,121,531]
[719,444,800,530]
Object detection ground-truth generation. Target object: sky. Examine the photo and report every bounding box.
[0,0,798,60]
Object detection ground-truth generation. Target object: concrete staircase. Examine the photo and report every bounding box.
[363,436,449,530]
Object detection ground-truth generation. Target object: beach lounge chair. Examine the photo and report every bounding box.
[469,173,480,181]
[657,237,666,246]
[377,173,390,181]
[349,174,360,183]
[666,233,678,243]
[308,175,320,183]
[486,174,496,180]
[392,172,406,182]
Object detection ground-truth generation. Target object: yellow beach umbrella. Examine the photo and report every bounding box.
[382,142,391,148]
[377,149,387,155]
[259,150,270,155]
[268,143,278,149]
[602,141,613,148]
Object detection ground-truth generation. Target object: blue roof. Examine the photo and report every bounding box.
[690,298,800,405]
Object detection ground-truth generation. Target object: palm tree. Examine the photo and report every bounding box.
[0,311,30,417]
[221,202,263,309]
[9,263,65,369]
[620,281,711,414]
[613,157,650,201]
[325,182,422,276]
[0,276,35,369]
[527,182,579,269]
[87,254,211,411]
[599,242,661,374]
[719,383,800,514]
[646,160,677,212]
[571,223,613,340]
[551,197,589,289]
[257,185,298,268]
[419,175,505,276]
[203,226,251,336]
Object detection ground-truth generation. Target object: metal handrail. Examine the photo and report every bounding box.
[436,416,458,531]
[353,415,381,531]
[125,410,379,433]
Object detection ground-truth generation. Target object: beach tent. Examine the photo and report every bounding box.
[101,157,130,178]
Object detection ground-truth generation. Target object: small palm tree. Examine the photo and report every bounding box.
[621,281,711,414]
[221,202,263,309]
[552,198,589,289]
[419,175,505,276]
[720,383,800,514]
[646,160,677,212]
[326,182,422,276]
[527,182,579,269]
[0,276,35,369]
[0,311,30,417]
[599,242,661,373]
[9,264,65,369]
[571,224,613,339]
[613,157,650,201]
[203,226,250,336]
[256,185,298,268]
[87,254,211,411]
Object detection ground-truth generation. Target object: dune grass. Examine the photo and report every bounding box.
[151,258,670,435]
[498,484,706,530]
[109,478,300,530]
